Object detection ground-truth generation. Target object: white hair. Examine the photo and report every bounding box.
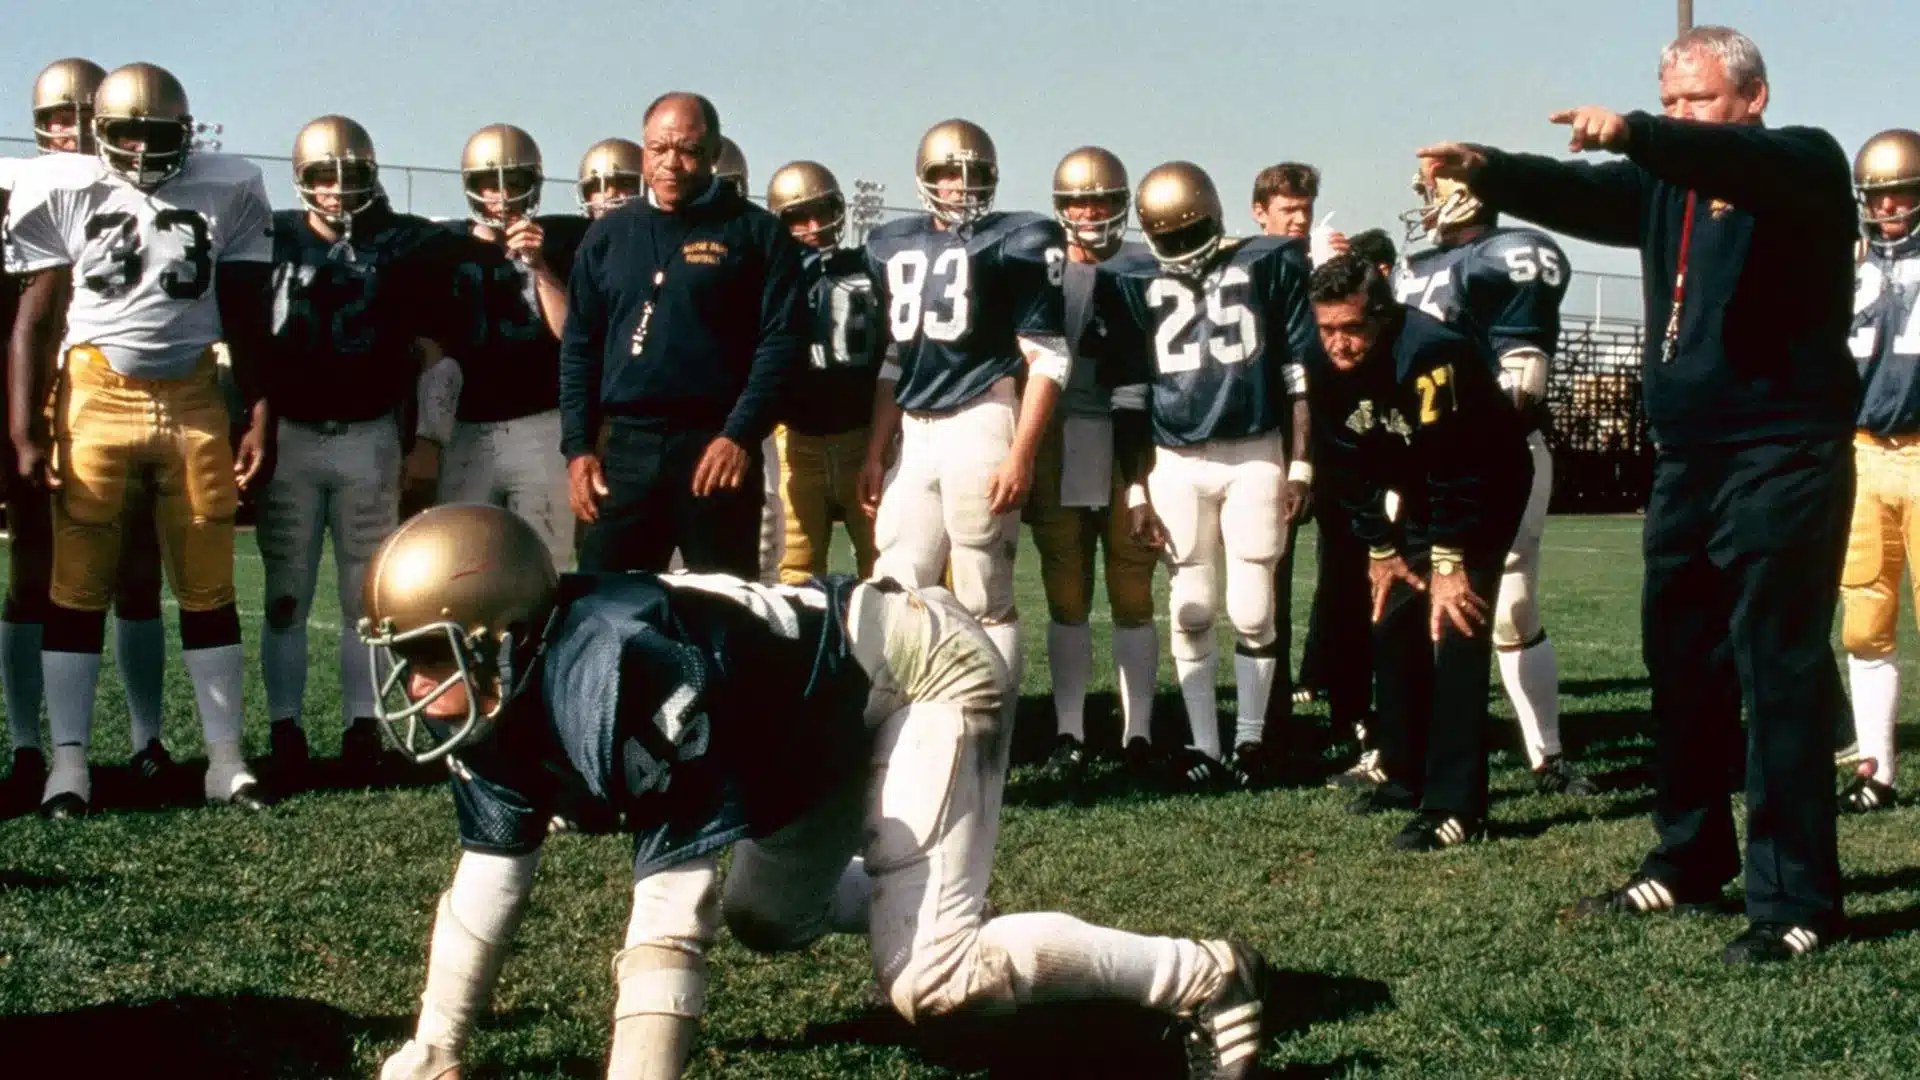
[1661,25,1768,89]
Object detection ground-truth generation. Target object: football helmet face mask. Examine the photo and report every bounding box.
[1136,161,1224,277]
[293,115,380,227]
[577,137,645,217]
[1399,160,1485,243]
[1855,129,1920,236]
[462,123,544,227]
[1052,145,1130,253]
[358,504,560,764]
[714,136,749,199]
[766,160,846,247]
[32,57,107,154]
[91,63,194,190]
[915,119,998,227]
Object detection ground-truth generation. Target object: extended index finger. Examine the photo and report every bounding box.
[1547,108,1578,124]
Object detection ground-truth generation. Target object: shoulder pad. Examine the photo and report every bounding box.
[1475,226,1564,260]
[6,151,103,200]
[822,247,869,278]
[982,211,1065,256]
[1101,245,1160,279]
[185,151,266,186]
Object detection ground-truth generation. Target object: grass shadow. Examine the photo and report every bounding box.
[0,869,105,892]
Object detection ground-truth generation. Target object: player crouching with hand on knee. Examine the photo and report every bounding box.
[366,503,1277,1080]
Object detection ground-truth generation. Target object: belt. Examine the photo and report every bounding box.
[287,416,385,436]
[1855,430,1920,450]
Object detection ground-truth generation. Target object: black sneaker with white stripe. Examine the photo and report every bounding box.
[1172,748,1235,793]
[1328,748,1386,790]
[1184,939,1271,1080]
[1391,811,1484,851]
[1533,755,1599,796]
[1840,773,1897,814]
[1570,874,1721,918]
[1722,922,1822,965]
[1346,780,1418,816]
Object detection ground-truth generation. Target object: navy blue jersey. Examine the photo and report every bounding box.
[425,213,589,423]
[1392,227,1569,361]
[1087,236,1317,447]
[786,246,885,436]
[1852,233,1920,436]
[863,211,1066,412]
[265,206,446,423]
[1317,308,1530,557]
[448,572,874,878]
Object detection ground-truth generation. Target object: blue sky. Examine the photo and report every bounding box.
[5,0,1916,300]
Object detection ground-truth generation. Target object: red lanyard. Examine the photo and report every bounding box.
[1661,191,1698,364]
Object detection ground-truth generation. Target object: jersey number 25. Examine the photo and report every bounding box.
[1145,265,1258,374]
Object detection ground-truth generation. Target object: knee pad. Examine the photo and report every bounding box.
[883,934,1019,1026]
[1842,588,1900,658]
[949,536,1016,625]
[1493,569,1542,650]
[1168,564,1216,643]
[612,942,708,1020]
[264,593,305,631]
[1222,561,1276,650]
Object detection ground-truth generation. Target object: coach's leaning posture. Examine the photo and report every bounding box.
[561,92,806,576]
[1311,255,1529,852]
[1422,25,1859,963]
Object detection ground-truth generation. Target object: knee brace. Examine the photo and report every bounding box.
[610,858,720,1080]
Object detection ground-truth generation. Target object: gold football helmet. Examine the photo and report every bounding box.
[32,57,107,153]
[359,504,560,764]
[766,160,845,246]
[1855,129,1920,233]
[1400,157,1486,243]
[577,137,644,217]
[1053,146,1130,253]
[715,136,749,198]
[916,118,997,227]
[293,115,379,227]
[461,123,544,226]
[1136,161,1224,276]
[91,62,194,189]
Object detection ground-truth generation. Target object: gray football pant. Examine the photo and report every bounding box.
[437,409,576,569]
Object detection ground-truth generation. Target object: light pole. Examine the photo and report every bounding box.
[1678,0,1693,34]
[191,120,224,153]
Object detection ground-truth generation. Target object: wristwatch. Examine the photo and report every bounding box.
[1431,547,1463,577]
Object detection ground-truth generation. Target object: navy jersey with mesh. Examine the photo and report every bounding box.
[862,210,1066,413]
[1392,227,1569,361]
[424,213,589,423]
[787,246,885,436]
[1087,236,1318,448]
[265,206,446,423]
[448,572,874,878]
[1852,233,1920,437]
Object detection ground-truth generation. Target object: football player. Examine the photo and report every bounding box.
[429,124,585,567]
[2,58,175,809]
[1029,146,1160,783]
[713,135,749,199]
[257,115,451,786]
[1089,162,1316,786]
[5,62,276,816]
[1393,159,1595,796]
[857,119,1070,701]
[362,504,1273,1080]
[764,160,881,582]
[1312,254,1531,849]
[577,137,644,220]
[1837,127,1920,813]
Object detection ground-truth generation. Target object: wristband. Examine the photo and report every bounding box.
[1287,460,1313,485]
[1369,546,1398,561]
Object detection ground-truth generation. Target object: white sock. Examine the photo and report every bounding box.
[1849,654,1900,786]
[1498,636,1562,767]
[984,621,1022,727]
[42,650,102,751]
[0,621,43,751]
[828,857,873,935]
[43,742,90,805]
[1232,648,1278,748]
[261,621,309,725]
[981,910,1224,1015]
[115,617,166,751]
[1111,624,1159,746]
[1047,621,1093,742]
[184,645,247,789]
[1173,643,1220,759]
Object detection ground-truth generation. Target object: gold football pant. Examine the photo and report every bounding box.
[1841,432,1920,658]
[775,425,876,585]
[52,346,237,613]
[1024,418,1156,628]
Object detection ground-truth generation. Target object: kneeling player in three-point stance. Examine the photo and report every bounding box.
[364,505,1272,1080]
[1090,162,1316,787]
[1311,255,1530,850]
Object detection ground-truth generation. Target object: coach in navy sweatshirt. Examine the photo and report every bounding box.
[1420,26,1857,965]
[561,92,806,576]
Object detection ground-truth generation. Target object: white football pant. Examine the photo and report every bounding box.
[1493,431,1561,767]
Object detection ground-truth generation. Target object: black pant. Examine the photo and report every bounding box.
[1637,437,1851,931]
[1294,506,1373,728]
[577,421,764,578]
[1370,549,1507,819]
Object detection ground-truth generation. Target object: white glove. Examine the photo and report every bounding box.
[378,1039,461,1080]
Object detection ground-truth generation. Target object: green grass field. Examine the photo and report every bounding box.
[3,515,1919,1079]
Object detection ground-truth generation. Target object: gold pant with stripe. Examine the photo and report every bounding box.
[775,425,877,585]
[52,346,237,613]
[1023,416,1157,627]
[1841,431,1920,657]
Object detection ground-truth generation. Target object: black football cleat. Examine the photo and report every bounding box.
[1533,755,1600,796]
[1391,811,1484,851]
[40,791,88,821]
[1345,780,1418,816]
[1328,749,1387,790]
[1227,741,1275,790]
[1723,922,1822,965]
[1171,748,1235,793]
[226,781,273,813]
[1840,768,1897,814]
[130,739,176,781]
[1039,734,1089,787]
[1184,939,1271,1080]
[340,717,387,776]
[268,722,310,787]
[1570,874,1722,919]
[7,747,46,810]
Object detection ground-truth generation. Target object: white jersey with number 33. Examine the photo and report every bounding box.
[3,151,272,377]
